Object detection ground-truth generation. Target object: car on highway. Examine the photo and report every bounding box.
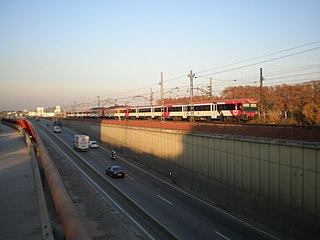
[106,166,125,178]
[53,126,61,133]
[89,140,99,148]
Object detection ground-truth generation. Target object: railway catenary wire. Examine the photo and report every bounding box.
[63,41,320,112]
[196,40,320,75]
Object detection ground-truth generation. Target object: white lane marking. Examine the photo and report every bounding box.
[215,231,230,240]
[38,128,155,240]
[125,174,135,180]
[157,195,172,205]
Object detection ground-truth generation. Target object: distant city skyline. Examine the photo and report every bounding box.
[1,0,320,111]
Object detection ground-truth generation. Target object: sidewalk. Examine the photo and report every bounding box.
[0,122,43,240]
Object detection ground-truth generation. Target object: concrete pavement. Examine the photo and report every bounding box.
[0,122,43,240]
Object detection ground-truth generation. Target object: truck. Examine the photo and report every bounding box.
[73,135,89,151]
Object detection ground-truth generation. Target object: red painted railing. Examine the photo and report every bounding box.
[2,118,37,142]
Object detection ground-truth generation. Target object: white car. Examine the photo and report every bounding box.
[89,141,99,148]
[53,126,61,133]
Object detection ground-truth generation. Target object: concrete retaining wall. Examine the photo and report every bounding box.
[63,119,320,239]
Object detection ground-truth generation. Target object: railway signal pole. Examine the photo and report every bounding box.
[160,72,165,122]
[208,78,213,99]
[259,68,264,120]
[150,88,154,105]
[188,70,195,122]
[158,72,179,122]
[97,96,100,108]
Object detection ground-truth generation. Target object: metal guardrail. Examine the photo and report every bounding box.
[24,128,54,240]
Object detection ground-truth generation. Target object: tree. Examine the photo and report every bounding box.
[303,102,320,125]
[220,85,259,99]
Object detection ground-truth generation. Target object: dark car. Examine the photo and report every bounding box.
[106,166,125,178]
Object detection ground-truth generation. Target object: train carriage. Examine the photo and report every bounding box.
[216,99,258,121]
[114,106,128,120]
[69,98,258,122]
[167,104,185,120]
[187,102,219,120]
[136,106,164,119]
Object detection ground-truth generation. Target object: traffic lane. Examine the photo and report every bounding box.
[78,150,251,240]
[32,121,112,175]
[46,123,110,163]
[115,176,225,240]
[35,119,74,146]
[109,163,256,240]
[98,153,278,240]
[42,121,114,166]
[84,162,217,239]
[52,136,221,240]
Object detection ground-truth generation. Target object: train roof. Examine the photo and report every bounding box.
[112,98,258,109]
[216,98,258,104]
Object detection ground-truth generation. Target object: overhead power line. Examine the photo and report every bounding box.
[200,46,320,77]
[196,40,320,74]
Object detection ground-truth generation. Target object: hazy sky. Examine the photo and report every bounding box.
[1,0,320,111]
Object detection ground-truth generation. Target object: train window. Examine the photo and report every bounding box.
[194,105,210,111]
[129,109,136,113]
[250,103,258,111]
[217,103,236,111]
[169,106,182,112]
[139,108,151,113]
[242,103,258,112]
[155,107,162,112]
[227,104,236,110]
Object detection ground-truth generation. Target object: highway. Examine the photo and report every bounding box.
[32,119,287,240]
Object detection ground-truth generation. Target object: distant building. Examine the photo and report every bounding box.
[36,107,44,117]
[54,106,61,114]
[28,111,37,117]
[3,106,62,118]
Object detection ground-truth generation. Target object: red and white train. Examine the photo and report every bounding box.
[66,98,259,122]
[66,107,115,118]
